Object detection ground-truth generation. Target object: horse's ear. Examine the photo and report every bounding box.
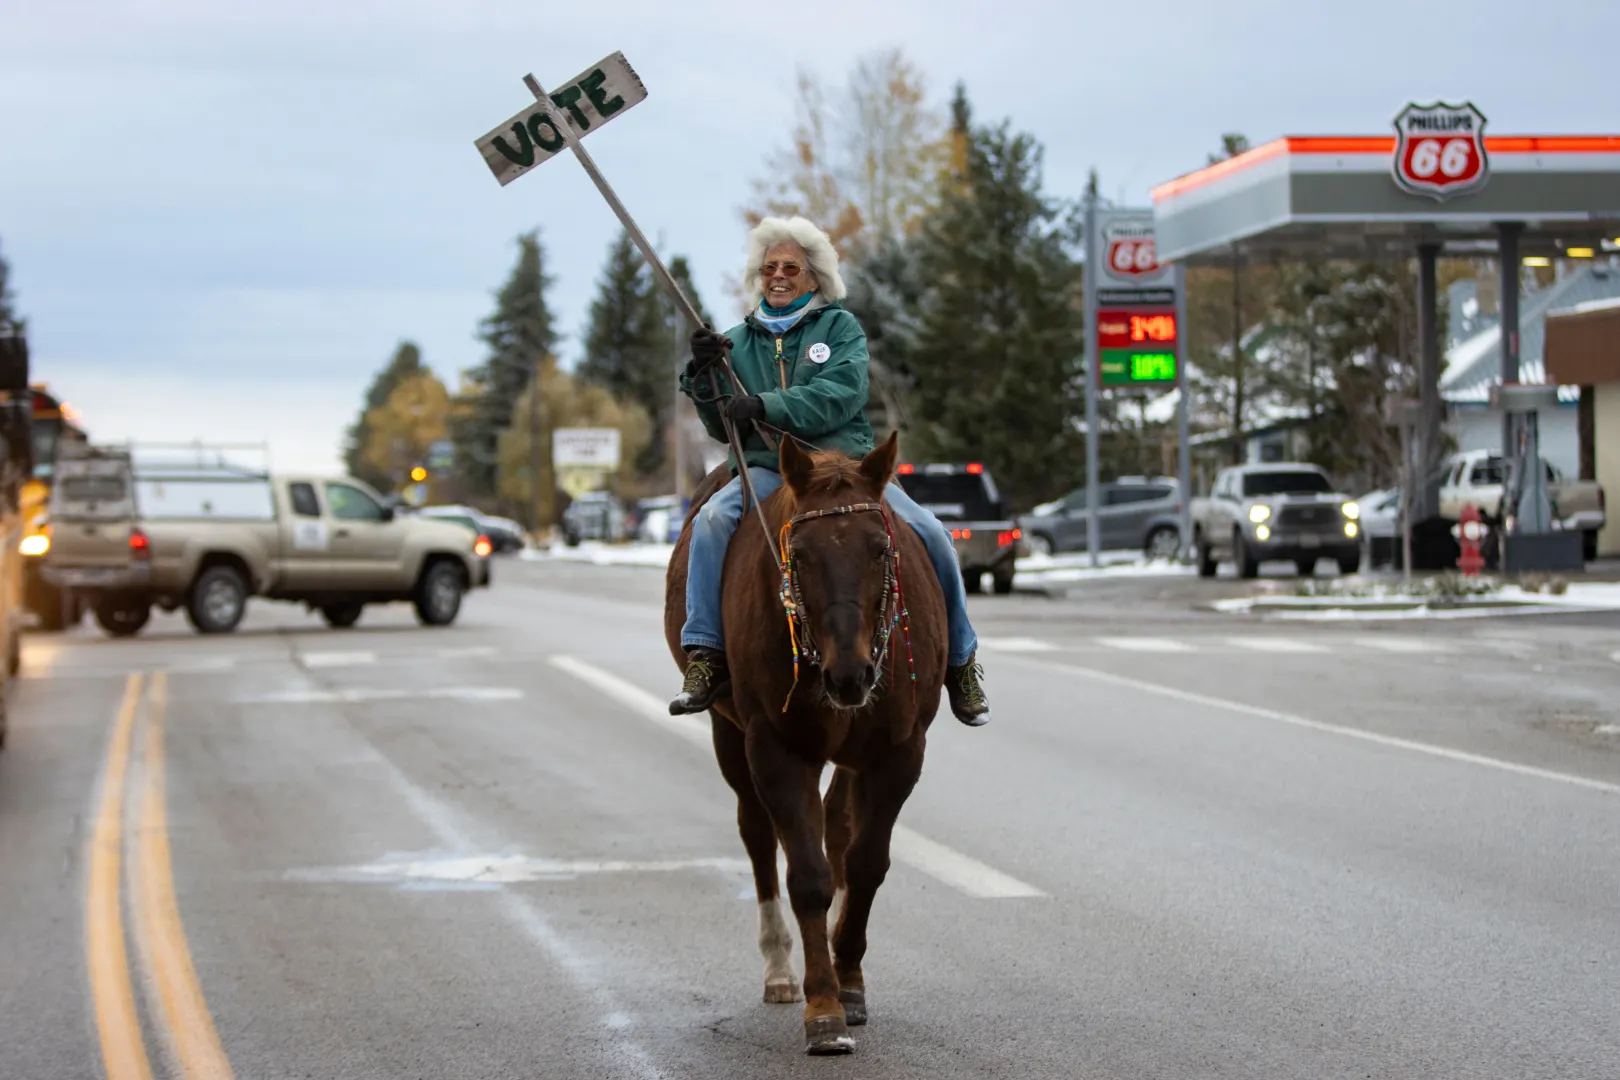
[859,431,899,497]
[779,435,815,494]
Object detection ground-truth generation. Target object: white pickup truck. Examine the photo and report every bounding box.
[1437,449,1606,560]
[1190,463,1361,579]
[42,446,489,637]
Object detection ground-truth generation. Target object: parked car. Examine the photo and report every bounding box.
[1018,477,1183,559]
[561,491,626,546]
[417,504,525,553]
[1190,463,1360,579]
[1354,487,1403,568]
[893,462,1020,594]
[633,495,685,544]
[1437,449,1605,560]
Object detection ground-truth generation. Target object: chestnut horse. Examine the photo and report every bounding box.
[664,432,946,1055]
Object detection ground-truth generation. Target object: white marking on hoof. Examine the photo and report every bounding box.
[758,897,797,991]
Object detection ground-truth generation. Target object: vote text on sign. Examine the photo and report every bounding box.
[552,428,622,470]
[475,52,648,187]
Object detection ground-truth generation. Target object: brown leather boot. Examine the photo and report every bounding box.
[946,655,991,726]
[669,647,731,715]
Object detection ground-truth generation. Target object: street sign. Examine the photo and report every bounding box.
[557,468,607,499]
[426,439,454,470]
[1088,209,1182,390]
[552,427,621,469]
[474,52,648,187]
[1392,101,1489,200]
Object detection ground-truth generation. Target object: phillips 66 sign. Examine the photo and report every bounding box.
[1392,101,1490,200]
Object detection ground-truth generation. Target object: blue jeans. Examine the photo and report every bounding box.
[681,467,979,667]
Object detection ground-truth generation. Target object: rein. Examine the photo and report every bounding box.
[776,502,917,713]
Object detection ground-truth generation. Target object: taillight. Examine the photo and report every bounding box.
[474,535,493,557]
[950,528,973,540]
[896,463,915,475]
[966,463,984,474]
[997,530,1020,547]
[128,529,150,559]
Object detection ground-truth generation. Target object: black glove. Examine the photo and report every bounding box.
[690,326,732,371]
[727,394,766,426]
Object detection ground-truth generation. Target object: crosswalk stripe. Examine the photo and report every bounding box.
[1224,637,1329,654]
[299,651,377,668]
[1096,637,1195,653]
[1349,636,1450,654]
[976,637,1057,653]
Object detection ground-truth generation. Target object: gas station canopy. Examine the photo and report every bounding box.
[1153,134,1620,265]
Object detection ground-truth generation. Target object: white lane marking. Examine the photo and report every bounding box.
[1225,637,1329,654]
[289,852,752,885]
[1596,725,1620,736]
[1096,636,1194,653]
[438,646,500,659]
[1006,655,1620,796]
[1350,636,1451,654]
[235,687,522,704]
[549,655,1046,899]
[300,650,376,668]
[1610,651,1620,665]
[355,738,672,1079]
[976,637,1057,653]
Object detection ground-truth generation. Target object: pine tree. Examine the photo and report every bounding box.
[902,89,1086,511]
[344,341,424,490]
[578,230,677,478]
[453,231,557,498]
[0,239,20,328]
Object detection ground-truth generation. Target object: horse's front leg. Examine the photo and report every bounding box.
[745,723,852,1055]
[832,737,925,1029]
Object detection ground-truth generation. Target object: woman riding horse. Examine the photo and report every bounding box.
[668,215,991,726]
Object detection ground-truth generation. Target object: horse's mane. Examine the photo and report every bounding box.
[796,451,867,495]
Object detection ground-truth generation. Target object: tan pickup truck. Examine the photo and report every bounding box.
[1438,449,1607,561]
[43,445,489,637]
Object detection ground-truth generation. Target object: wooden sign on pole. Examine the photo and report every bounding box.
[473,52,648,187]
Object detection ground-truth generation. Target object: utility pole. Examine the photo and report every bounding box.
[529,354,544,538]
[1230,245,1245,465]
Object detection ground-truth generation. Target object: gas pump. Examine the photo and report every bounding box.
[1491,383,1583,572]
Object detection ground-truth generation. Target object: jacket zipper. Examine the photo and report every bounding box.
[775,337,787,389]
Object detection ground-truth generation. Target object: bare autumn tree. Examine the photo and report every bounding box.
[737,48,948,310]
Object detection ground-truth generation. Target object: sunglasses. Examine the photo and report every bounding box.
[758,262,805,278]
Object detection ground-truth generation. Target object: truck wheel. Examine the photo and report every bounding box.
[95,596,151,638]
[992,571,1015,595]
[186,565,248,634]
[1584,530,1598,563]
[321,602,364,629]
[1235,532,1260,580]
[6,626,19,676]
[1195,532,1218,578]
[414,561,465,627]
[961,569,984,595]
[1295,557,1317,578]
[1145,526,1181,562]
[1337,552,1362,576]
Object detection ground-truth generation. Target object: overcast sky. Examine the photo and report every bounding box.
[2,0,1615,472]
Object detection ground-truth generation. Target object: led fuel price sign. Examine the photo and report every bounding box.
[1096,309,1179,387]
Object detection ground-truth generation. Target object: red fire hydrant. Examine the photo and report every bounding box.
[1456,504,1486,576]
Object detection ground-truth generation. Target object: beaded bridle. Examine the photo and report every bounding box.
[776,501,917,713]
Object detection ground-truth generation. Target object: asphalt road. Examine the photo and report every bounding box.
[3,558,1619,1079]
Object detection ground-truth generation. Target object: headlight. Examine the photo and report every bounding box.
[1248,504,1271,524]
[19,534,49,556]
[1255,525,1272,541]
[1343,501,1361,520]
[1344,522,1359,539]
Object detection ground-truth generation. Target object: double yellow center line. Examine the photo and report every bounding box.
[87,672,236,1080]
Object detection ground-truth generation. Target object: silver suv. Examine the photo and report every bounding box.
[1018,478,1183,559]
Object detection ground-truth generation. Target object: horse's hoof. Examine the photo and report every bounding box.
[838,987,867,1026]
[764,979,803,1004]
[804,1015,855,1055]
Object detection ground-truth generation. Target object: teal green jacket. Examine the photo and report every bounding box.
[679,299,874,472]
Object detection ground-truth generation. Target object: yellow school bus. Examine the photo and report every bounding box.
[18,383,88,631]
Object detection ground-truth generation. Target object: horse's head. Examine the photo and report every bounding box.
[778,432,901,711]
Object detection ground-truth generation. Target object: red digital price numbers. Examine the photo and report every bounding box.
[1097,311,1177,348]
